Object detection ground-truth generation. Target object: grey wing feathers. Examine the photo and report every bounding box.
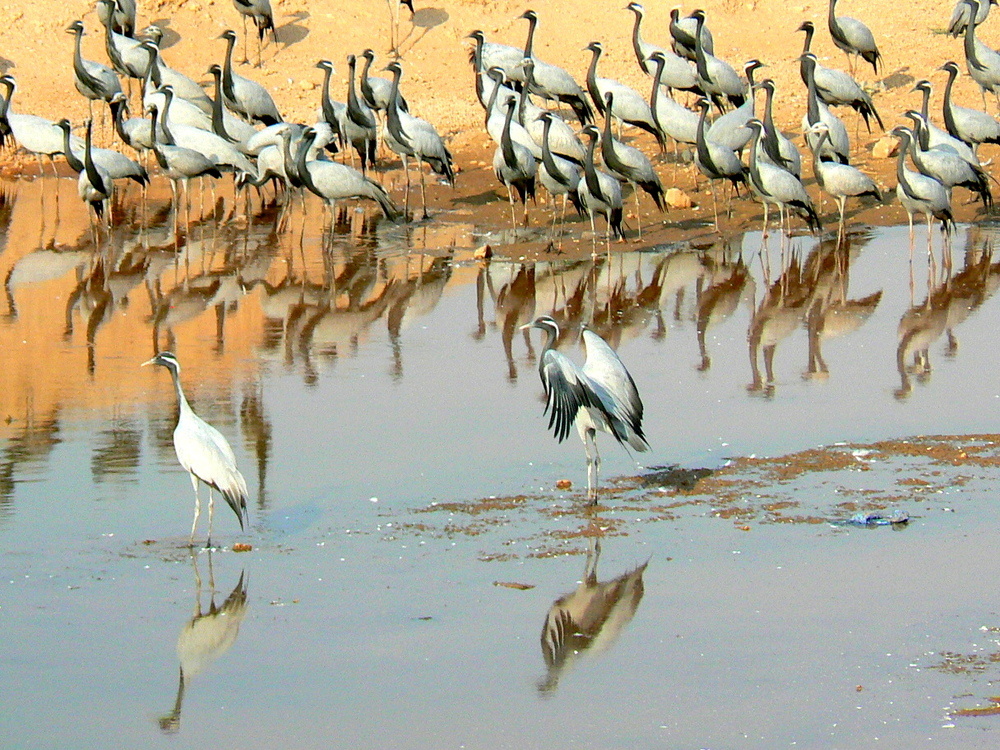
[540,350,600,443]
[175,416,249,527]
[581,330,648,450]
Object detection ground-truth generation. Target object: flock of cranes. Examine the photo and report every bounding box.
[469,0,1000,248]
[3,0,1000,248]
[8,0,1000,535]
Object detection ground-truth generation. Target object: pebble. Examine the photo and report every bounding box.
[871,136,898,159]
[665,187,694,209]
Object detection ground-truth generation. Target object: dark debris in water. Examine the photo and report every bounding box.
[629,465,714,491]
[380,435,1000,559]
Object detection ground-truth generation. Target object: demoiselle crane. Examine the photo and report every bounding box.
[805,122,881,235]
[584,41,662,145]
[669,8,714,62]
[521,315,648,505]
[143,351,249,548]
[493,96,537,229]
[939,60,1000,154]
[828,0,882,76]
[578,124,626,248]
[744,119,821,236]
[219,29,283,125]
[233,0,277,66]
[67,20,123,127]
[383,60,455,219]
[797,22,883,132]
[892,126,955,244]
[600,91,665,237]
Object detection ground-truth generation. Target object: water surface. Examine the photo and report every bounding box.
[3,178,1000,748]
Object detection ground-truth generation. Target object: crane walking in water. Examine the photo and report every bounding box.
[522,316,648,504]
[143,352,249,547]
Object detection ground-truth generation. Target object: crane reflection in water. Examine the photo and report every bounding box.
[158,551,249,734]
[537,538,647,696]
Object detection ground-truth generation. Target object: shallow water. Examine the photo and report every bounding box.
[3,178,1000,748]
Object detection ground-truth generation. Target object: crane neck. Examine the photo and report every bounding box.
[83,120,107,196]
[102,12,126,75]
[693,15,710,81]
[539,117,564,183]
[145,48,162,89]
[649,57,665,133]
[485,73,502,128]
[800,25,813,55]
[804,61,820,126]
[694,103,712,169]
[385,67,410,149]
[346,58,374,129]
[582,133,606,203]
[0,78,13,120]
[810,127,830,163]
[221,35,237,102]
[516,68,532,125]
[941,69,960,138]
[165,364,195,422]
[109,97,128,144]
[281,131,302,187]
[210,70,235,142]
[159,89,177,145]
[296,130,320,197]
[965,0,984,71]
[536,323,558,373]
[60,122,84,173]
[585,48,604,116]
[522,15,537,58]
[318,64,336,128]
[895,131,915,192]
[600,97,627,176]
[147,107,169,170]
[360,55,378,110]
[500,102,518,169]
[915,92,932,149]
[746,125,764,190]
[761,86,782,164]
[72,28,104,95]
[629,9,645,70]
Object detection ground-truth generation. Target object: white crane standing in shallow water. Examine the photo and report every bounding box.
[522,316,648,504]
[143,352,249,548]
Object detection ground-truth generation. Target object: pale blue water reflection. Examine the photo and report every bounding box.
[4,178,1000,747]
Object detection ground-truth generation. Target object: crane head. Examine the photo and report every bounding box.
[142,352,181,373]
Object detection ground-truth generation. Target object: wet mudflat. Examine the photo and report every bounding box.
[5,178,1000,748]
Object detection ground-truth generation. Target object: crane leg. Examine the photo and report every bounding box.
[632,184,642,239]
[206,488,215,549]
[401,153,411,219]
[188,475,201,547]
[579,425,601,504]
[506,184,516,232]
[418,157,429,220]
[241,16,250,64]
